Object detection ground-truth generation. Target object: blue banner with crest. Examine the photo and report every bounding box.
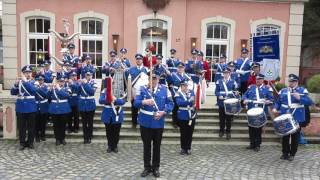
[252,35,280,62]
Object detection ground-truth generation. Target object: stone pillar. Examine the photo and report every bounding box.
[0,94,17,139]
[285,2,305,84]
[2,0,18,89]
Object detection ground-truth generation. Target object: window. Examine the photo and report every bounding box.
[80,19,103,79]
[145,41,163,55]
[27,18,50,67]
[256,24,280,36]
[143,19,167,29]
[205,23,230,82]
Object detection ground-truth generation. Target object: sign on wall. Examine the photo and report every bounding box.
[252,34,280,62]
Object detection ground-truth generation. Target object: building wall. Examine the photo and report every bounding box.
[2,0,307,88]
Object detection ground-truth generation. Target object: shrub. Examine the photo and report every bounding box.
[275,83,287,91]
[307,74,320,93]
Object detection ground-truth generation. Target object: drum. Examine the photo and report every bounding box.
[224,98,241,115]
[247,107,267,128]
[273,114,299,136]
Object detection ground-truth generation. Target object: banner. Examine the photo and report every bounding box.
[261,58,280,81]
[252,35,280,62]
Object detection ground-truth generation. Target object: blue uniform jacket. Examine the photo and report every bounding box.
[35,84,49,113]
[99,89,126,124]
[242,84,274,113]
[48,87,71,114]
[166,58,180,73]
[57,70,72,80]
[175,90,196,121]
[234,58,252,82]
[68,81,80,107]
[215,78,238,107]
[167,72,191,96]
[274,87,313,123]
[78,80,97,112]
[185,59,203,84]
[10,80,38,113]
[134,84,174,128]
[154,64,168,85]
[63,54,80,67]
[43,70,54,83]
[80,64,96,79]
[213,63,227,82]
[126,66,149,82]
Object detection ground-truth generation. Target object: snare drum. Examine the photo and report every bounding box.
[224,98,241,115]
[273,114,299,136]
[247,107,267,128]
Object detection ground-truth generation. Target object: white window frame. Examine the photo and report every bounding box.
[26,17,50,67]
[20,10,55,68]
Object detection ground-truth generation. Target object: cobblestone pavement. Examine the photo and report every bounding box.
[0,140,319,180]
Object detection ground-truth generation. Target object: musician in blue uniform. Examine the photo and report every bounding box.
[102,50,118,76]
[185,48,204,85]
[234,48,253,95]
[99,88,126,153]
[57,61,73,80]
[63,43,80,68]
[80,55,96,79]
[11,65,38,150]
[34,74,49,142]
[168,62,191,128]
[243,74,273,152]
[48,76,71,146]
[215,68,239,140]
[176,80,196,155]
[67,71,80,133]
[119,48,131,69]
[127,53,149,128]
[134,74,174,178]
[213,54,228,82]
[228,61,240,86]
[154,54,170,86]
[78,71,98,144]
[166,48,180,73]
[272,74,313,161]
[42,60,54,83]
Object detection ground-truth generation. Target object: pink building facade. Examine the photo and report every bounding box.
[2,0,308,88]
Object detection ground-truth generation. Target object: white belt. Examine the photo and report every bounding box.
[189,74,196,76]
[51,100,68,103]
[80,96,95,99]
[37,99,48,104]
[168,67,177,69]
[72,93,78,96]
[281,104,304,109]
[140,109,154,116]
[216,72,222,74]
[104,105,112,108]
[18,96,35,99]
[179,107,194,111]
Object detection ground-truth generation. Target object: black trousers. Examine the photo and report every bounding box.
[68,106,79,131]
[35,112,48,139]
[131,100,138,126]
[140,126,163,170]
[248,126,262,148]
[17,112,36,145]
[218,107,233,133]
[179,119,195,150]
[52,114,67,141]
[282,128,300,156]
[80,111,95,141]
[105,123,122,149]
[172,101,179,126]
[239,81,248,95]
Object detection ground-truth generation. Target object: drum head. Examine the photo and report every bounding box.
[274,114,293,122]
[247,107,264,116]
[224,98,239,104]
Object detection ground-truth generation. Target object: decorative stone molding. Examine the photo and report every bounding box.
[0,93,18,139]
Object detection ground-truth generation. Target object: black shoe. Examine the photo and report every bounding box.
[180,149,186,155]
[280,154,288,160]
[88,139,91,144]
[254,146,260,152]
[219,131,224,138]
[226,133,231,140]
[55,140,61,146]
[28,144,34,149]
[153,168,160,178]
[83,139,88,144]
[107,147,112,153]
[40,137,46,141]
[35,137,40,143]
[246,146,254,150]
[287,155,294,161]
[186,149,192,155]
[140,168,151,177]
[61,140,66,145]
[19,144,26,151]
[113,148,118,153]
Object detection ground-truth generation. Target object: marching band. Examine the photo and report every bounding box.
[10,44,316,178]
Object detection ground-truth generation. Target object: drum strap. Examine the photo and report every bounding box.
[81,84,88,97]
[287,88,292,107]
[239,58,249,71]
[255,86,261,101]
[53,88,61,102]
[222,80,232,96]
[19,80,32,96]
[179,90,193,119]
